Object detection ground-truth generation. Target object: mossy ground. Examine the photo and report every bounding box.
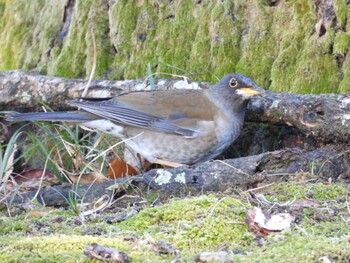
[1,181,350,262]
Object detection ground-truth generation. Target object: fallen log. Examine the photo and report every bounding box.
[248,91,350,143]
[1,70,350,142]
[0,70,206,112]
[4,146,349,207]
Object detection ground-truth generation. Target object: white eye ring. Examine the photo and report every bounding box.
[229,77,238,88]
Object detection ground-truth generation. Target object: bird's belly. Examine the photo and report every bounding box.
[126,134,215,164]
[80,119,241,165]
[80,119,124,137]
[125,126,236,164]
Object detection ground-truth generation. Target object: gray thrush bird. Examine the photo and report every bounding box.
[7,73,262,169]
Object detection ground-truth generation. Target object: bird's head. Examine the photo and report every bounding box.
[216,73,263,99]
[209,73,263,115]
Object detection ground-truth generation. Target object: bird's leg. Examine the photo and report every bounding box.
[123,147,153,172]
[124,147,183,169]
[154,158,184,168]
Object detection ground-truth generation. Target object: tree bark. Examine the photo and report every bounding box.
[0,70,207,112]
[247,92,350,143]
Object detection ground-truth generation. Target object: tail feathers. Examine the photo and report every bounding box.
[6,111,95,123]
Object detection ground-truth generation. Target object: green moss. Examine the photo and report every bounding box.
[272,182,347,201]
[2,188,350,262]
[334,0,348,29]
[0,0,112,78]
[109,1,243,82]
[339,55,350,93]
[108,0,147,79]
[268,1,340,93]
[303,220,350,237]
[234,235,350,262]
[267,183,349,205]
[49,0,112,78]
[0,196,251,262]
[334,32,350,55]
[0,0,349,92]
[119,195,252,249]
[347,7,350,31]
[0,217,28,234]
[0,2,5,18]
[0,235,176,263]
[235,3,275,87]
[0,1,67,72]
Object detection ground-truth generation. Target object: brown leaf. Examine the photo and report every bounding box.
[11,169,60,191]
[136,0,144,7]
[68,172,108,184]
[107,157,138,179]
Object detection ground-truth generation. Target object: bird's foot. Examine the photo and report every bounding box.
[154,158,184,168]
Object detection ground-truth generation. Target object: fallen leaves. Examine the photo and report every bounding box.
[245,207,294,238]
[5,169,60,193]
[106,157,138,179]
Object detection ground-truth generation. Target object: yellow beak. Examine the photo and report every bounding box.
[237,87,262,96]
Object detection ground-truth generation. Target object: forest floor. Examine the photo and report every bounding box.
[1,173,350,262]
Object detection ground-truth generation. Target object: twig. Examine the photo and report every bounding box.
[244,183,275,193]
[81,28,97,98]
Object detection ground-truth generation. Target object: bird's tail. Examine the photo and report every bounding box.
[6,111,94,123]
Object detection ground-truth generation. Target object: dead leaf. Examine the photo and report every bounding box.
[0,121,10,143]
[107,157,138,179]
[136,0,144,7]
[8,169,60,191]
[245,207,294,237]
[15,169,58,183]
[68,172,108,184]
[26,211,49,217]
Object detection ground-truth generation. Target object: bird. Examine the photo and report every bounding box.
[7,73,262,170]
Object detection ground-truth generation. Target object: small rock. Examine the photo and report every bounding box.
[153,240,176,255]
[195,251,232,263]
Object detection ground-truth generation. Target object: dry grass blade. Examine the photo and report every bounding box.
[0,130,22,193]
[1,144,15,187]
[82,28,97,98]
[30,151,52,202]
[81,194,112,216]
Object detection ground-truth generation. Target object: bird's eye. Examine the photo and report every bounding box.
[229,77,238,88]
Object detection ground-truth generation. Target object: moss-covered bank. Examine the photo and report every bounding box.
[0,0,349,93]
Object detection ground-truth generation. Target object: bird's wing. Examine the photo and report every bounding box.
[116,90,214,119]
[67,90,215,138]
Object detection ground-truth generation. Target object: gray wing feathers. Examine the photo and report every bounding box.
[67,100,199,137]
[6,112,94,122]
